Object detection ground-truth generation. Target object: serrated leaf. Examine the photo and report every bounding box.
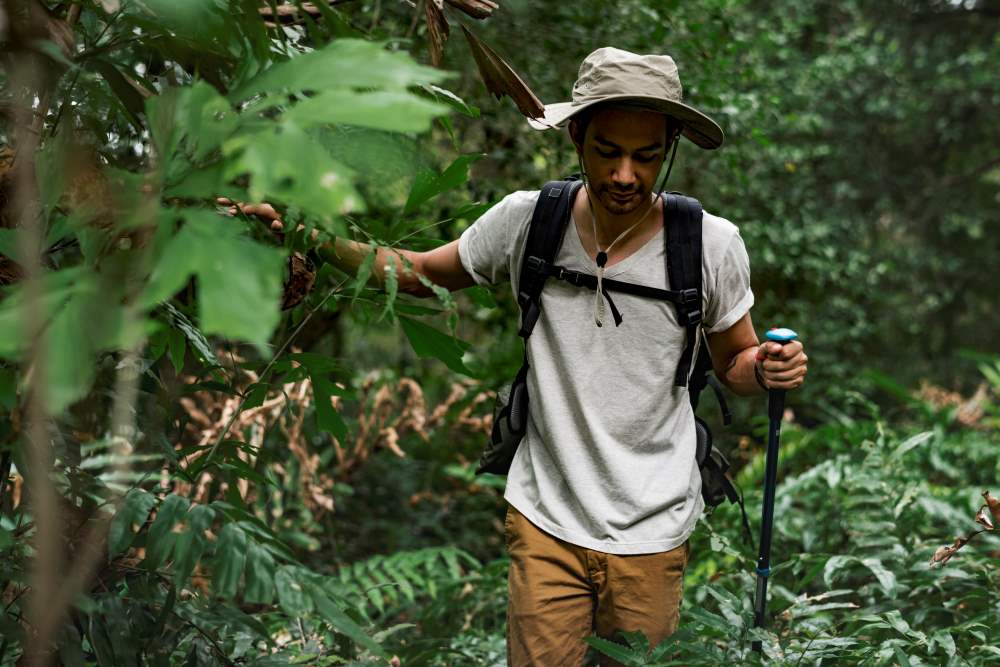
[142,211,285,347]
[404,153,483,214]
[284,90,448,133]
[224,122,362,225]
[231,39,448,102]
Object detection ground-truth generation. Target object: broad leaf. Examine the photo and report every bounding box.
[230,39,448,102]
[404,153,484,214]
[212,522,248,599]
[399,316,474,376]
[144,494,190,570]
[244,542,276,605]
[108,489,157,558]
[142,210,285,348]
[172,504,214,589]
[309,584,386,657]
[224,122,362,225]
[283,90,448,134]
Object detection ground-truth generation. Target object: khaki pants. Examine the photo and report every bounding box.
[505,505,690,667]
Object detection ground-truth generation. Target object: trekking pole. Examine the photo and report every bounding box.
[751,327,798,654]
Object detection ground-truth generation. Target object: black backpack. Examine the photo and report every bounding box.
[477,177,747,521]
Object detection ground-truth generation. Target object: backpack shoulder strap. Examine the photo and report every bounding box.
[663,192,703,387]
[516,177,583,338]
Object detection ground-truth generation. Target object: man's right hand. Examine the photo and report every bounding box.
[216,197,475,297]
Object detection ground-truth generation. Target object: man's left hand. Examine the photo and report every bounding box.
[756,340,808,391]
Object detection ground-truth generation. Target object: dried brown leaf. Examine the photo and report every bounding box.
[984,490,1000,526]
[460,24,545,119]
[975,504,994,530]
[444,0,498,19]
[425,0,450,67]
[930,536,970,568]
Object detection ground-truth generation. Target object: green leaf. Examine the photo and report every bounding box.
[231,39,448,102]
[167,326,186,374]
[212,522,248,599]
[584,636,643,667]
[351,246,377,299]
[275,566,314,615]
[142,211,285,348]
[313,375,348,441]
[91,58,149,128]
[308,584,386,657]
[398,316,473,376]
[108,489,157,558]
[0,367,17,409]
[144,494,190,570]
[284,90,448,133]
[242,382,268,410]
[860,557,898,598]
[244,542,276,605]
[224,122,363,225]
[160,303,219,367]
[404,154,484,214]
[172,504,214,589]
[465,285,497,309]
[134,0,226,48]
[380,262,398,322]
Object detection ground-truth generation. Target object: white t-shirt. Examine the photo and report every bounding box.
[459,190,754,554]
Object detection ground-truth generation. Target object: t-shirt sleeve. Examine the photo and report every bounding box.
[457,191,534,287]
[703,230,755,334]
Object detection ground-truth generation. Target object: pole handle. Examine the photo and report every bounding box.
[763,328,798,420]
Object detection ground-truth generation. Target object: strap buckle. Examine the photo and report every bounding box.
[680,288,699,305]
[525,255,548,276]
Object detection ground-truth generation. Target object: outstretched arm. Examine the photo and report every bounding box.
[317,237,476,297]
[219,199,476,298]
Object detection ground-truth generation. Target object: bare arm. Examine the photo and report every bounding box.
[218,199,477,298]
[316,237,476,298]
[706,312,808,395]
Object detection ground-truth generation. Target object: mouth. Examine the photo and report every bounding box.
[608,192,637,203]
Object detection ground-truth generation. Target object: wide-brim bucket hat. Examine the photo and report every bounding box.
[527,47,724,150]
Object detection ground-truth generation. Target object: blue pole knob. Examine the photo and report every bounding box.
[766,327,798,343]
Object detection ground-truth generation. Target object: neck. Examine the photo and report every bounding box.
[584,186,661,247]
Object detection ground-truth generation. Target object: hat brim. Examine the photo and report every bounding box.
[527,96,724,150]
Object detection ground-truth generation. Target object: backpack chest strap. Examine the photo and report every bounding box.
[525,256,693,305]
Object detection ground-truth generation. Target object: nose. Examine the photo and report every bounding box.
[612,157,636,188]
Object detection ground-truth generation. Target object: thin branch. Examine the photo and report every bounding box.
[201,276,351,468]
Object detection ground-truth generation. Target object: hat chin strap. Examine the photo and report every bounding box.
[577,131,681,327]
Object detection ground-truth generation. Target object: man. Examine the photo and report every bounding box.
[243,47,808,666]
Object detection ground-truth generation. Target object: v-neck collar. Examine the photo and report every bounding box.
[568,210,664,279]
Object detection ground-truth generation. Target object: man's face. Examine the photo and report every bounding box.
[573,106,671,216]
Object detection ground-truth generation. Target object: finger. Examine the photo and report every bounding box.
[216,196,233,205]
[762,352,808,372]
[253,203,281,220]
[270,220,284,231]
[767,375,806,390]
[764,366,807,383]
[778,340,803,360]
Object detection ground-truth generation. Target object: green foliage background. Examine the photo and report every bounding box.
[0,0,997,664]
